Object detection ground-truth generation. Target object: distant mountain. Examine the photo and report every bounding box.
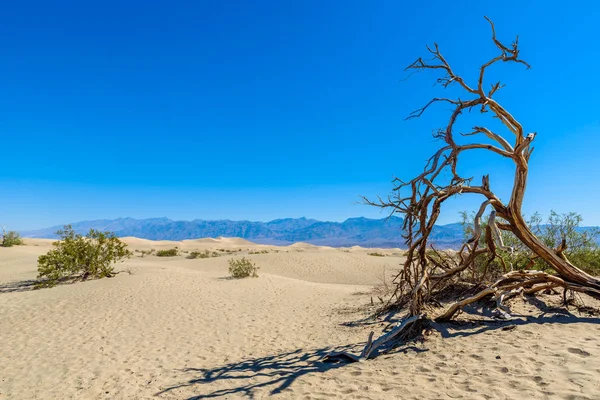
[20,216,469,248]
[23,216,600,248]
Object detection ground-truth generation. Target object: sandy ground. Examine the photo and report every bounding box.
[1,238,600,399]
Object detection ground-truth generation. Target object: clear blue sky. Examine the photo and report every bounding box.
[1,1,599,230]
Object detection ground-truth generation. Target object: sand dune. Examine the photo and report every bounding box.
[2,239,600,399]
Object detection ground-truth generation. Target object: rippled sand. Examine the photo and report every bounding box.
[1,238,599,399]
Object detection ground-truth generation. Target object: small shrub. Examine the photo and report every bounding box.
[219,248,241,253]
[368,252,385,257]
[1,229,24,247]
[228,257,259,278]
[187,251,200,259]
[187,250,219,259]
[156,248,179,257]
[249,249,269,254]
[460,209,600,277]
[373,265,395,304]
[138,249,155,258]
[37,225,132,287]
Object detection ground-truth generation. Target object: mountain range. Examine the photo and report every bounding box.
[22,216,600,249]
[20,216,466,248]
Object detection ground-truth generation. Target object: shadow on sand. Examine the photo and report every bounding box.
[431,297,600,339]
[155,339,428,399]
[155,345,355,399]
[156,298,600,399]
[0,279,38,294]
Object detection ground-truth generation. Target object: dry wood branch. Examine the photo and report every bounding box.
[462,126,514,152]
[435,270,600,322]
[323,314,425,363]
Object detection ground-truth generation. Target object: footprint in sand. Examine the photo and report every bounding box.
[567,348,591,357]
[531,376,549,387]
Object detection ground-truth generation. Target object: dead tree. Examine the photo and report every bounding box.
[331,16,600,360]
[324,17,600,363]
[376,16,600,318]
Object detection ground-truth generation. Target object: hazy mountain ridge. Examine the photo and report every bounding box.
[19,217,600,249]
[19,216,461,248]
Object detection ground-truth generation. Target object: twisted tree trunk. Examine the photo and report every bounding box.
[324,17,600,365]
[360,16,600,324]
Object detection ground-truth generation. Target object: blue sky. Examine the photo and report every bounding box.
[1,1,599,230]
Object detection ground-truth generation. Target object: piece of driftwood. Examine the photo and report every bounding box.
[323,314,424,363]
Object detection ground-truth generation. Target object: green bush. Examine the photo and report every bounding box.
[228,257,259,278]
[460,210,600,277]
[1,229,24,247]
[368,252,385,257]
[37,225,132,287]
[156,248,179,257]
[187,250,219,259]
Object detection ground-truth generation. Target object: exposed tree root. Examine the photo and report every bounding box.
[436,270,600,321]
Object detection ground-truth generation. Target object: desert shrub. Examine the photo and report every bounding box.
[37,225,132,287]
[138,249,155,257]
[218,248,241,253]
[1,229,24,247]
[531,211,600,275]
[187,251,201,259]
[187,250,219,259]
[249,249,269,255]
[460,210,600,277]
[368,252,385,257]
[373,265,397,304]
[156,248,179,257]
[228,257,259,278]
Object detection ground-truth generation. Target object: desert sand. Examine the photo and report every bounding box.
[1,238,600,399]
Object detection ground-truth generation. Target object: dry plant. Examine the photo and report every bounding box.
[137,249,155,258]
[325,16,600,363]
[187,250,219,259]
[156,248,179,257]
[249,249,269,254]
[1,227,24,247]
[228,257,259,278]
[372,264,396,304]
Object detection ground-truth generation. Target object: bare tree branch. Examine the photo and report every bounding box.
[361,16,600,330]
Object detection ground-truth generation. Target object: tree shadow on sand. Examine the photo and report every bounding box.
[0,279,38,294]
[431,296,600,339]
[155,345,353,399]
[156,298,600,399]
[155,341,426,399]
